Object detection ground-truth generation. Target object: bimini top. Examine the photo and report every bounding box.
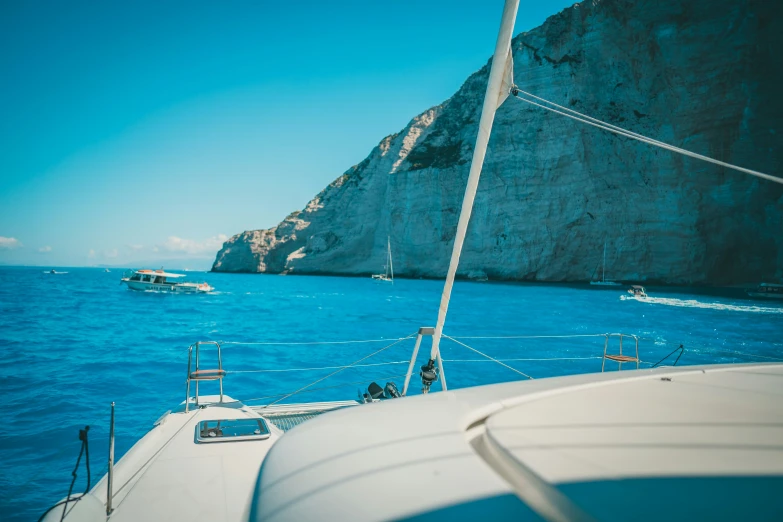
[134,269,185,278]
[248,363,783,522]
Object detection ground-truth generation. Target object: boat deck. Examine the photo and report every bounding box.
[249,364,783,522]
[65,397,357,522]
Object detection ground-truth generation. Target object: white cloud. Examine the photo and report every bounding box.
[88,249,96,258]
[0,237,22,249]
[160,234,228,255]
[104,248,119,258]
[152,246,159,253]
[38,246,52,253]
[127,244,144,251]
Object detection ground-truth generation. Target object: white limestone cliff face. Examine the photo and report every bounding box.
[213,0,783,284]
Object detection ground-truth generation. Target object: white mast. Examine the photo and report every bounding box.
[387,236,394,283]
[430,0,519,362]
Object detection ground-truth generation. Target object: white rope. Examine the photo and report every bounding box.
[512,92,783,185]
[259,332,417,407]
[443,334,534,380]
[220,337,409,346]
[228,360,411,374]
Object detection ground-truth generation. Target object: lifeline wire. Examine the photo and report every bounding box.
[449,333,606,340]
[711,348,783,362]
[444,356,602,363]
[220,337,410,346]
[228,360,411,374]
[511,90,783,185]
[443,334,534,380]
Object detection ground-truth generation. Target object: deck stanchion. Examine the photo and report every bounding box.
[402,327,435,396]
[403,331,424,396]
[435,351,448,392]
[186,344,193,413]
[217,342,224,403]
[107,402,115,515]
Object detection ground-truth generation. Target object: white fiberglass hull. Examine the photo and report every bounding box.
[45,361,783,522]
[122,279,212,293]
[747,291,783,299]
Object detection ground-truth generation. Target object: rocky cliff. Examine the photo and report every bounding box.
[213,0,783,284]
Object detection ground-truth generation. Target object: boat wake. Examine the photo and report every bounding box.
[621,294,783,314]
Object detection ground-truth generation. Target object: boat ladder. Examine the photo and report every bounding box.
[601,333,640,372]
[185,341,226,412]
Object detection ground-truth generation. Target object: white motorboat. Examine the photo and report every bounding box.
[40,1,783,521]
[371,236,394,283]
[121,269,213,293]
[627,284,648,298]
[589,241,621,286]
[747,283,783,299]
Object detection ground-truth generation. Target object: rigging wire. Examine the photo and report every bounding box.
[651,344,685,368]
[111,410,203,503]
[442,334,534,380]
[35,426,91,522]
[239,373,411,404]
[510,90,783,185]
[259,332,417,408]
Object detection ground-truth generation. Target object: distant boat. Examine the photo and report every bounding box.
[590,241,621,286]
[627,285,648,298]
[371,237,394,283]
[747,283,783,299]
[45,269,68,274]
[104,268,111,273]
[121,269,213,293]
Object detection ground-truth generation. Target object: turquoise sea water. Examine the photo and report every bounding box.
[1,266,782,521]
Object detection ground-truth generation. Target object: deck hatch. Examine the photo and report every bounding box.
[195,418,270,443]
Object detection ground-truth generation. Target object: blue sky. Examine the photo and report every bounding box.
[0,0,575,269]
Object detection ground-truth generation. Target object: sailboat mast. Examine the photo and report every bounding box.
[388,236,394,282]
[430,0,519,360]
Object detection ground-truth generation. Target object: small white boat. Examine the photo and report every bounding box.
[628,284,648,298]
[104,268,111,273]
[121,269,213,293]
[371,236,394,283]
[747,283,783,299]
[590,241,621,286]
